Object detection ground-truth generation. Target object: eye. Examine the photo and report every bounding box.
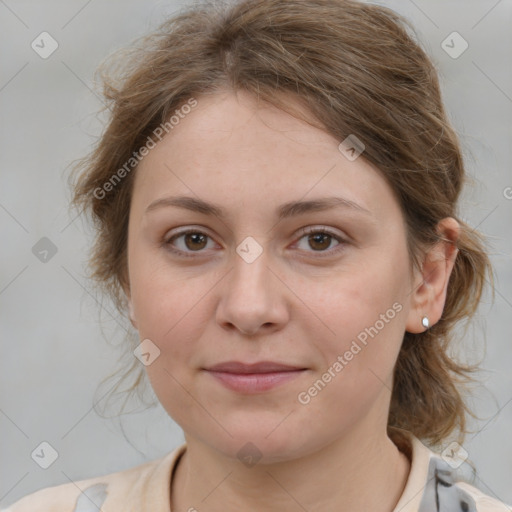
[163,226,348,258]
[294,227,346,255]
[164,228,217,256]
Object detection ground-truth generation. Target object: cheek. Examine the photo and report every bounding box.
[128,263,215,421]
[304,244,409,391]
[129,229,205,330]
[294,288,405,442]
[131,269,211,349]
[311,247,408,341]
[127,240,208,357]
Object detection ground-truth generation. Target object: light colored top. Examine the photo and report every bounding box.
[2,433,510,511]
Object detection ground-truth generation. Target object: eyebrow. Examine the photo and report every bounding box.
[145,195,372,220]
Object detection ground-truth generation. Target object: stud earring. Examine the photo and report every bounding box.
[421,316,430,330]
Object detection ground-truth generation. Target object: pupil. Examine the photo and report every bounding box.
[186,233,207,250]
[309,233,330,251]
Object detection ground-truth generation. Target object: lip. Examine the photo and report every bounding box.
[205,361,306,373]
[203,361,308,393]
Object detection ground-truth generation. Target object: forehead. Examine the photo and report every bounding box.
[131,90,401,224]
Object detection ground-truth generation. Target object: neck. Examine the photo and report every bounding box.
[171,424,410,512]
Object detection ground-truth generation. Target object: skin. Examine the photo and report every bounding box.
[125,89,459,512]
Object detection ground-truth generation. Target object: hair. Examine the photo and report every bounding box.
[71,0,493,447]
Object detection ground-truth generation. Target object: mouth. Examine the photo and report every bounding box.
[202,361,308,393]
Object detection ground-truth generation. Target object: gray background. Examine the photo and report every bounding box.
[1,0,511,507]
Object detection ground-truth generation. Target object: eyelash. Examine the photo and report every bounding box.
[163,226,348,259]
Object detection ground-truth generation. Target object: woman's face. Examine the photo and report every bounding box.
[126,90,419,462]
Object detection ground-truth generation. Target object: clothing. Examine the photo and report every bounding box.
[2,434,510,511]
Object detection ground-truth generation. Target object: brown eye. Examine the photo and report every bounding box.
[307,232,333,251]
[165,229,216,255]
[295,227,346,256]
[183,232,208,251]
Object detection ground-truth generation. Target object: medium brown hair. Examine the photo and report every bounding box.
[72,0,493,446]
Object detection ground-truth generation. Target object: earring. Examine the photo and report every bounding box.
[421,316,430,330]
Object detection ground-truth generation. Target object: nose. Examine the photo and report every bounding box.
[215,247,290,337]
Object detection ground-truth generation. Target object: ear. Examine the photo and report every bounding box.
[405,217,460,333]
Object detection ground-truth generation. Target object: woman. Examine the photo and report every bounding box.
[4,0,509,510]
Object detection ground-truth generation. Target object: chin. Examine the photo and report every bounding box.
[194,418,319,465]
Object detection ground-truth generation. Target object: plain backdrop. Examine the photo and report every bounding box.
[1,0,511,507]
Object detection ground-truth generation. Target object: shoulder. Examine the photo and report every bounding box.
[1,444,186,512]
[392,431,511,512]
[1,481,108,512]
[457,481,512,512]
[418,451,511,512]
